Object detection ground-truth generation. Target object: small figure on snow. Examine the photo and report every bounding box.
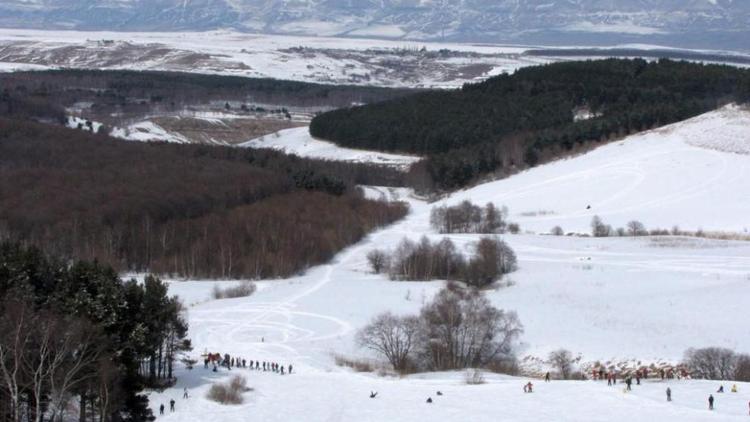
[369,391,378,399]
[523,382,533,393]
[545,372,551,382]
[426,397,433,404]
[436,391,443,396]
[717,385,724,393]
[169,399,176,412]
[731,384,738,393]
[666,387,671,402]
[289,364,293,374]
[708,394,714,410]
[183,387,189,399]
[159,404,164,415]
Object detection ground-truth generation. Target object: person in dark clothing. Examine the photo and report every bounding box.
[717,385,724,393]
[625,377,632,391]
[666,387,672,402]
[263,362,266,371]
[708,394,714,410]
[212,364,217,373]
[289,364,293,374]
[256,361,260,370]
[370,391,377,398]
[636,374,640,385]
[169,399,175,412]
[159,404,165,415]
[281,366,285,375]
[183,388,188,399]
[607,373,612,386]
[426,397,432,403]
[204,358,209,369]
[436,391,443,396]
[545,372,551,382]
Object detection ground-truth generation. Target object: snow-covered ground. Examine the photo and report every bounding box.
[111,121,191,143]
[151,106,750,421]
[240,127,422,169]
[0,29,554,88]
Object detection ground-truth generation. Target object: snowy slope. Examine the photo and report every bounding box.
[239,127,421,169]
[445,105,750,234]
[151,105,750,421]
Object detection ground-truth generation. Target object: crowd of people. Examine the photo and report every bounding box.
[203,352,293,375]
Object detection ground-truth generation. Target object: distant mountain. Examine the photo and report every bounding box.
[1,0,749,50]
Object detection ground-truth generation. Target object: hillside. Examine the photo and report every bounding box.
[134,105,750,421]
[311,59,750,190]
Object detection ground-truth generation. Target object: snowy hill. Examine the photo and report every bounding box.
[152,105,750,421]
[2,0,750,50]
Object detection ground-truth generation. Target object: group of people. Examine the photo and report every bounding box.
[203,352,293,375]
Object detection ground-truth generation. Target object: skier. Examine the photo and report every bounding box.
[281,366,285,375]
[636,372,641,385]
[545,372,551,382]
[426,397,433,404]
[666,387,671,402]
[170,399,176,412]
[708,394,714,410]
[607,373,612,386]
[436,391,443,396]
[625,377,632,391]
[183,388,188,399]
[159,404,165,415]
[524,382,533,393]
[369,391,378,399]
[289,364,293,374]
[717,385,724,393]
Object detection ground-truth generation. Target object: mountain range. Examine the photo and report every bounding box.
[1,0,749,49]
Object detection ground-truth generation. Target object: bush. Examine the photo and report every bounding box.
[507,223,521,234]
[212,282,257,300]
[430,201,508,234]
[551,226,564,236]
[207,376,251,405]
[465,369,486,385]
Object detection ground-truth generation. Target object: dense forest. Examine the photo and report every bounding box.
[0,242,187,422]
[0,118,408,279]
[311,59,750,190]
[0,69,417,124]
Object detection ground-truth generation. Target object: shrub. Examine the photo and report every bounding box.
[507,223,521,234]
[465,369,486,385]
[430,201,508,234]
[551,226,564,236]
[333,354,377,373]
[207,376,251,405]
[212,282,257,300]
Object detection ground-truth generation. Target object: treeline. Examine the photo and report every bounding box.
[311,59,750,190]
[0,69,417,121]
[0,118,408,279]
[430,201,518,234]
[0,242,188,422]
[368,236,516,289]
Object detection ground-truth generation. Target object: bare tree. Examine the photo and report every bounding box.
[591,216,610,237]
[684,347,738,380]
[626,220,646,237]
[356,312,421,372]
[420,286,523,370]
[366,249,390,274]
[549,349,574,380]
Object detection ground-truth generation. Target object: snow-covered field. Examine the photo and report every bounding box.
[152,106,750,421]
[239,127,421,168]
[0,29,554,88]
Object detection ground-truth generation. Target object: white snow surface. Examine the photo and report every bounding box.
[153,106,750,421]
[240,127,422,169]
[111,121,190,143]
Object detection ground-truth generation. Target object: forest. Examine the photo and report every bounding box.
[310,59,750,190]
[0,242,187,422]
[0,69,416,124]
[0,118,408,279]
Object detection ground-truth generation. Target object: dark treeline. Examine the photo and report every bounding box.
[0,242,188,422]
[0,118,408,279]
[430,201,511,234]
[311,59,750,190]
[0,69,417,122]
[369,236,517,289]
